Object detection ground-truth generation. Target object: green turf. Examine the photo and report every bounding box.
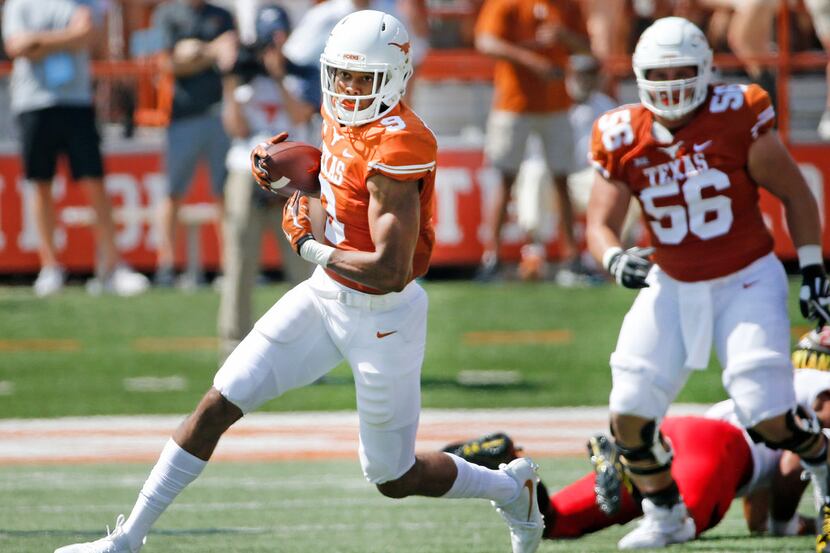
[0,278,810,418]
[0,457,814,553]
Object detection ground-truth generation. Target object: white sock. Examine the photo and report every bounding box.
[121,439,207,550]
[441,452,518,504]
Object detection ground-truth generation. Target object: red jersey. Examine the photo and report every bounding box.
[590,84,776,282]
[319,102,437,293]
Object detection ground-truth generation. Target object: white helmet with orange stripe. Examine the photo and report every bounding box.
[320,10,413,126]
[633,17,713,120]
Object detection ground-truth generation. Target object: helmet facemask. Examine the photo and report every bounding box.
[635,68,707,120]
[632,17,713,120]
[320,59,410,126]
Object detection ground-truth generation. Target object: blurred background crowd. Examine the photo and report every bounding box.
[0,0,828,302]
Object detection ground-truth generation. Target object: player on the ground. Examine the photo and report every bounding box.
[53,11,544,553]
[585,16,830,550]
[447,355,830,543]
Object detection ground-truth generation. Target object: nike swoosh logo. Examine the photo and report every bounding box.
[342,150,354,158]
[693,140,713,152]
[523,479,534,521]
[376,331,397,339]
[742,280,758,289]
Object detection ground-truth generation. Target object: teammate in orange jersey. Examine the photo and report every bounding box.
[585,16,830,551]
[53,11,544,553]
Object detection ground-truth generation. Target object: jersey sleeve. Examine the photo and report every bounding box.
[475,0,513,40]
[743,83,775,140]
[589,114,623,181]
[369,129,437,181]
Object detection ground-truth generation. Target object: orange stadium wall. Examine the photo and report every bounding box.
[0,145,828,274]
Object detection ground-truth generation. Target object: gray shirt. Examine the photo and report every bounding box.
[2,0,94,113]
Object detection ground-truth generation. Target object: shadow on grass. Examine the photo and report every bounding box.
[317,374,535,390]
[2,527,269,538]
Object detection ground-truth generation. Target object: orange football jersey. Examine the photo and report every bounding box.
[318,102,437,294]
[590,84,776,282]
[475,0,587,113]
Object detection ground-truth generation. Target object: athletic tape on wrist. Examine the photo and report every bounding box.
[602,247,624,272]
[299,239,335,267]
[798,245,823,269]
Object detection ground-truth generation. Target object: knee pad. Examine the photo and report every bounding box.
[747,406,824,457]
[614,420,674,476]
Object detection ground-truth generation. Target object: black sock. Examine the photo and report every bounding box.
[643,481,680,508]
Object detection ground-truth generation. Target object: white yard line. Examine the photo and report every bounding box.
[0,405,710,465]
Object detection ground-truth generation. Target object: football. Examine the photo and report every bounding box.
[254,141,322,198]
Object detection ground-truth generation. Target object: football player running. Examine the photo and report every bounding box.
[586,16,830,551]
[53,11,544,553]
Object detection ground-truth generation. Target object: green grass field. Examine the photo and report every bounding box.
[1,458,814,553]
[0,278,811,418]
[0,278,819,552]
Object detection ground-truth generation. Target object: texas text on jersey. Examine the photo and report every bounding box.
[590,83,776,282]
[319,101,437,293]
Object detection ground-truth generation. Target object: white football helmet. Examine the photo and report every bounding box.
[632,17,713,120]
[320,10,413,126]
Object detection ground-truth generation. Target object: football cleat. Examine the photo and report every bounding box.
[818,503,830,553]
[443,432,519,470]
[617,498,695,550]
[587,433,629,516]
[492,457,544,553]
[54,515,142,553]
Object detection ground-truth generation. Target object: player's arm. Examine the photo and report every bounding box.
[282,173,420,293]
[586,171,653,288]
[742,488,770,535]
[766,450,814,535]
[325,174,420,292]
[749,130,829,322]
[749,130,822,253]
[586,170,630,260]
[4,5,93,61]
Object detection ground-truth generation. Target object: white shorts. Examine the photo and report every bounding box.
[609,253,795,427]
[214,267,428,483]
[485,110,574,176]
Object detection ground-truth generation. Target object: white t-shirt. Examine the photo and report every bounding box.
[225,75,312,172]
[283,0,426,67]
[568,91,617,171]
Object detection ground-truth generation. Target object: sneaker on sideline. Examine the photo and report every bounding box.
[819,110,830,141]
[54,514,142,553]
[87,265,150,297]
[617,498,695,550]
[33,265,66,297]
[492,457,544,553]
[475,251,501,282]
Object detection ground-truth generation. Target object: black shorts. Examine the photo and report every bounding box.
[17,105,104,182]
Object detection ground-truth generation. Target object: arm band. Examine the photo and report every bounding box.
[299,239,335,267]
[798,245,823,268]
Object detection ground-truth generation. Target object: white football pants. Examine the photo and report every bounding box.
[214,267,427,483]
[609,252,795,428]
